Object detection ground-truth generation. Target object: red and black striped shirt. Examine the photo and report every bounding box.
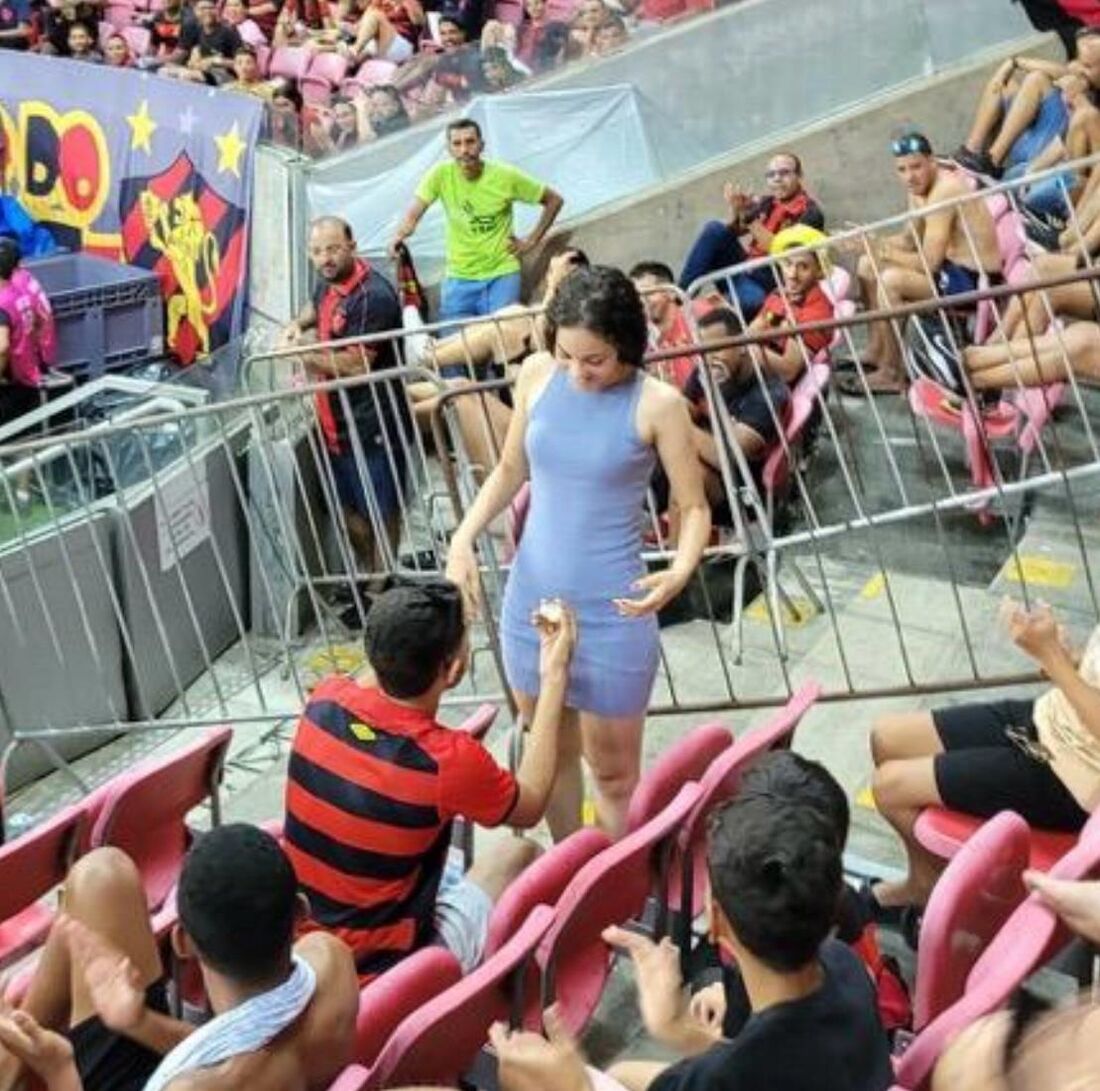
[284,676,518,980]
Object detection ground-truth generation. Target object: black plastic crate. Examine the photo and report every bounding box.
[26,253,165,377]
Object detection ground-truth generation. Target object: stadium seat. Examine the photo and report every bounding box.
[673,681,821,960]
[301,52,351,104]
[914,805,1077,873]
[494,0,525,23]
[355,946,463,1066]
[238,19,268,46]
[537,783,702,1035]
[911,810,1029,1031]
[104,4,134,28]
[89,726,233,912]
[364,904,555,1089]
[269,45,311,81]
[326,1067,370,1091]
[484,827,610,1028]
[625,722,732,834]
[895,808,1100,1089]
[255,42,272,75]
[0,802,87,967]
[356,58,398,86]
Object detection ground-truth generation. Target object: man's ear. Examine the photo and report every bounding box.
[706,892,738,957]
[171,924,195,962]
[295,892,311,926]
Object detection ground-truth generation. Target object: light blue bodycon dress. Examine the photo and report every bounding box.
[500,366,659,717]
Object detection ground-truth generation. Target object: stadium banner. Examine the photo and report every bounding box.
[0,55,264,364]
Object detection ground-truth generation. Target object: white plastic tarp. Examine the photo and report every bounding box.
[306,84,708,281]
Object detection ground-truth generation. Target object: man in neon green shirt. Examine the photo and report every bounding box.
[390,118,564,338]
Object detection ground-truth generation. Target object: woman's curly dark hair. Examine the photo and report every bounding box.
[546,264,649,368]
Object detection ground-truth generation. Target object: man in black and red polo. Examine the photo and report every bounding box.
[279,216,411,572]
[284,580,575,982]
[678,152,827,319]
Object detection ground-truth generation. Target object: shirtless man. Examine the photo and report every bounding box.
[852,132,1001,394]
[0,825,358,1091]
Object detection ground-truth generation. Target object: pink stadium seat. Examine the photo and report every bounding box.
[356,58,398,86]
[355,946,463,1065]
[326,1066,370,1091]
[97,20,113,48]
[237,19,267,45]
[673,681,821,956]
[301,51,350,103]
[364,904,555,1089]
[269,45,311,81]
[0,803,87,967]
[484,827,610,1028]
[761,361,830,505]
[104,4,133,28]
[90,726,233,912]
[895,809,1100,1089]
[493,0,524,22]
[626,723,732,833]
[121,24,151,53]
[911,811,1029,1031]
[255,42,271,75]
[537,783,702,1035]
[915,805,1077,873]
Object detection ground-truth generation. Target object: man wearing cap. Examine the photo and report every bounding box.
[844,132,1001,396]
[678,152,826,320]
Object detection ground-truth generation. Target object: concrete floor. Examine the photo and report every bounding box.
[5,384,1100,1068]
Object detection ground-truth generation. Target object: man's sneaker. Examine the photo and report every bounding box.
[908,316,966,394]
[1020,206,1063,252]
[951,145,1002,180]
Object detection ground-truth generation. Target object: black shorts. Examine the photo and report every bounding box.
[68,979,169,1091]
[932,699,1089,832]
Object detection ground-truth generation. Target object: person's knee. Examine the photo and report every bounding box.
[63,846,142,910]
[1019,69,1050,98]
[870,715,908,765]
[871,761,922,813]
[591,763,639,804]
[501,836,541,877]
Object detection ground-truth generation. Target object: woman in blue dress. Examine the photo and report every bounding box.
[446,266,710,839]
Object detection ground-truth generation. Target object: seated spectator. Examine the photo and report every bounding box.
[0,0,32,51]
[0,825,359,1091]
[954,54,1080,179]
[481,43,525,89]
[37,0,100,55]
[146,0,189,61]
[846,132,1000,396]
[222,0,268,43]
[161,0,243,83]
[307,94,369,154]
[437,0,485,40]
[225,43,275,95]
[678,153,826,320]
[284,580,576,981]
[66,20,102,60]
[0,237,56,433]
[594,11,626,53]
[493,751,893,1091]
[568,0,607,58]
[753,225,835,383]
[268,79,304,148]
[271,0,329,46]
[347,0,422,65]
[530,17,567,69]
[244,0,282,41]
[364,83,410,138]
[869,599,1100,916]
[103,31,133,64]
[392,14,483,108]
[629,260,698,390]
[514,0,565,67]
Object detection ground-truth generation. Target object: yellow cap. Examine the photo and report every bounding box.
[769,225,832,274]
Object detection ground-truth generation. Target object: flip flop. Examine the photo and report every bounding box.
[832,357,880,376]
[835,370,906,397]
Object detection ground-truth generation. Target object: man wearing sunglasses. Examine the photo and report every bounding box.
[678,153,825,320]
[845,132,1000,396]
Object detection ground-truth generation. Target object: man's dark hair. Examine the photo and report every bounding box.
[446,116,481,141]
[697,306,744,339]
[363,580,466,698]
[177,824,298,985]
[708,753,843,972]
[0,238,20,281]
[234,43,257,58]
[628,260,675,284]
[741,750,849,849]
[547,264,648,368]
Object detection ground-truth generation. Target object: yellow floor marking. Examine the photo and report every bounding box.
[859,572,886,599]
[304,645,365,675]
[856,785,877,811]
[582,800,596,827]
[999,555,1076,589]
[745,595,818,627]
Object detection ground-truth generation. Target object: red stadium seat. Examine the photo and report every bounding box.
[911,811,1029,1032]
[90,726,232,912]
[537,783,701,1035]
[355,946,463,1066]
[364,904,555,1089]
[0,802,87,967]
[915,805,1077,873]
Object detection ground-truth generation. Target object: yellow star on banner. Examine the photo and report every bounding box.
[214,122,246,178]
[126,100,157,155]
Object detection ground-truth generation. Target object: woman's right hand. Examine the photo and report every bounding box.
[445,536,480,619]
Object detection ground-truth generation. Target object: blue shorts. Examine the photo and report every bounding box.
[935,260,980,298]
[439,272,523,325]
[330,440,407,522]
